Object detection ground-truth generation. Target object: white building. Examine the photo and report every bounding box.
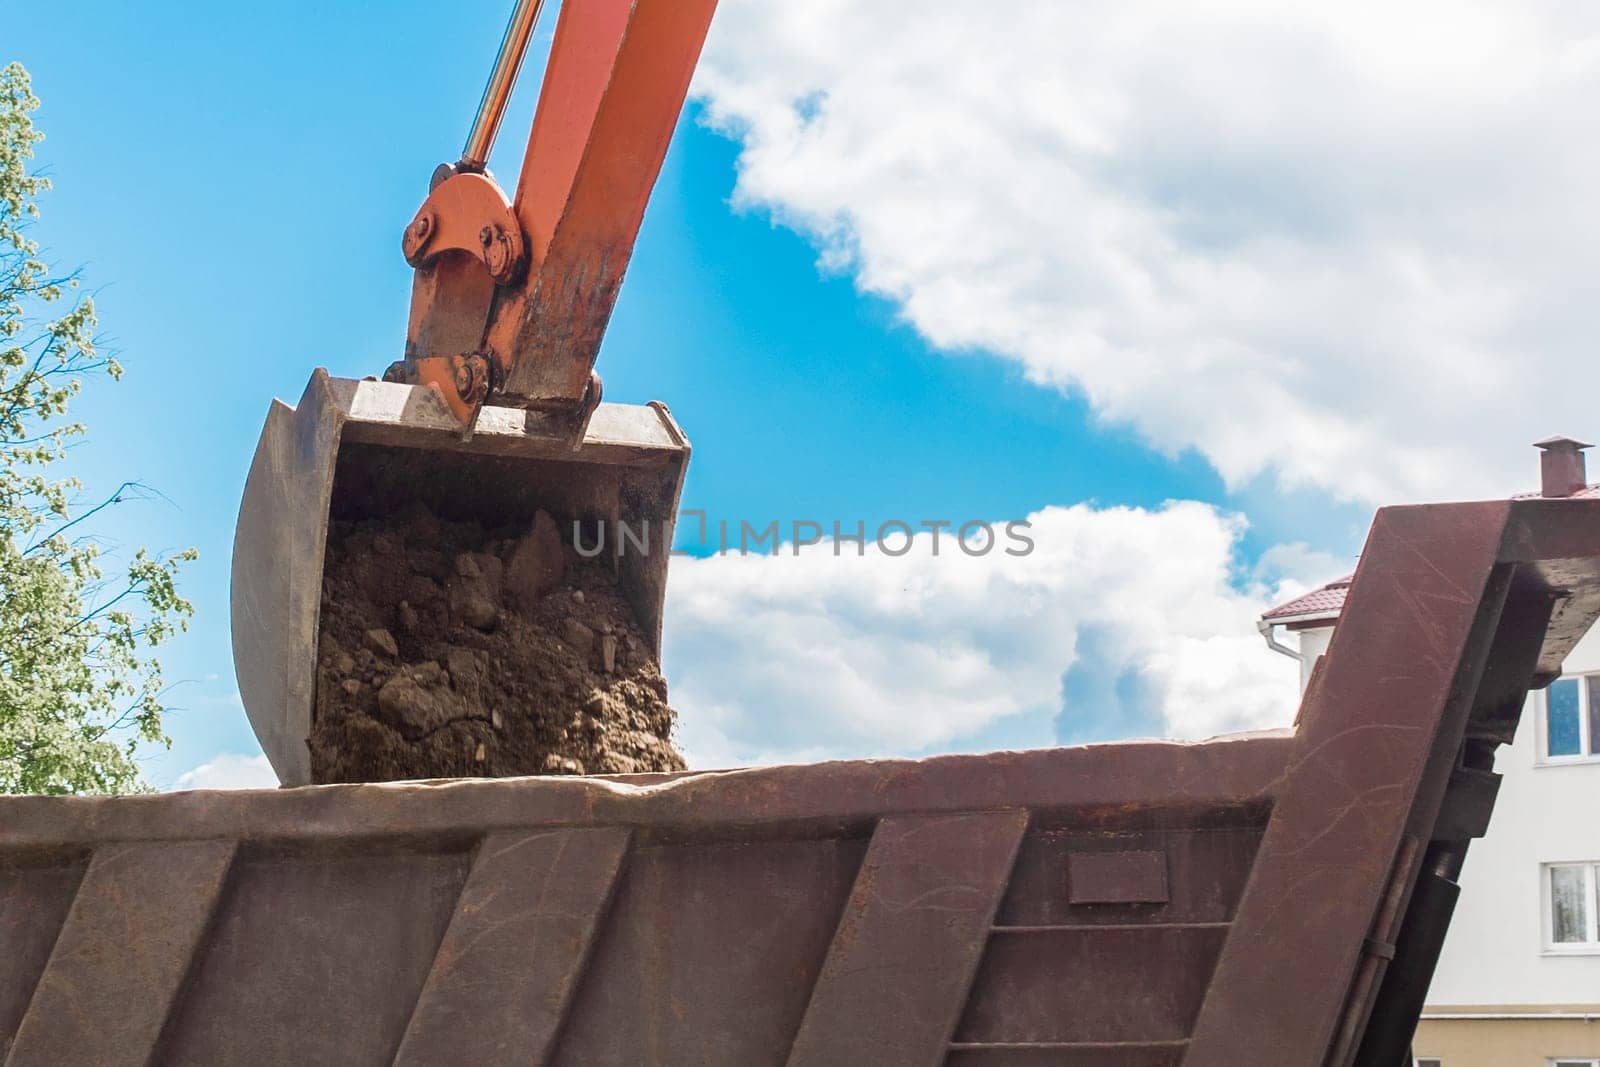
[1260,437,1600,1067]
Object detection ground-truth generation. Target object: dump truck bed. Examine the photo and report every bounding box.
[5,496,1600,1066]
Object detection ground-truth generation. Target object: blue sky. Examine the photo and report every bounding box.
[19,1,1590,787]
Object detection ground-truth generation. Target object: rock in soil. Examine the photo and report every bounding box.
[310,503,684,783]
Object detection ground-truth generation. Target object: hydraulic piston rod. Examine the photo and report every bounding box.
[459,0,548,171]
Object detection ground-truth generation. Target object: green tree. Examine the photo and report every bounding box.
[0,61,195,794]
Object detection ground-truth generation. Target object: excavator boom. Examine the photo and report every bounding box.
[401,0,718,434]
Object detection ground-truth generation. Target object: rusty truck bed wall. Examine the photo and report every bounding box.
[4,496,1600,1066]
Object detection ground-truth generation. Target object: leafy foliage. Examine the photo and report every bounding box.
[0,61,195,794]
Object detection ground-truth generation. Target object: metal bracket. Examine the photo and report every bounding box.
[1361,937,1397,961]
[402,170,525,283]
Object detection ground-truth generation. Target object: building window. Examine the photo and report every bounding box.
[1551,1060,1600,1067]
[1416,1059,1442,1067]
[1543,675,1600,761]
[1545,863,1600,951]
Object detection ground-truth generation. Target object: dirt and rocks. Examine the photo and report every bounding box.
[310,504,685,783]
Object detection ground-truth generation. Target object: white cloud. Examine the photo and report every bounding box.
[696,0,1600,504]
[664,502,1326,767]
[172,752,278,791]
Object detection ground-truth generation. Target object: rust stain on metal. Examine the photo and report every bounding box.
[1068,849,1170,905]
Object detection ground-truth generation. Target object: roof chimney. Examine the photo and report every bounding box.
[1534,435,1593,498]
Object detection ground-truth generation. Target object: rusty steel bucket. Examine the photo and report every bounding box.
[230,369,690,786]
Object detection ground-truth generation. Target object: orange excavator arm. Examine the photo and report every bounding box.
[394,0,719,435]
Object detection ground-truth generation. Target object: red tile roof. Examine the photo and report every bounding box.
[1261,575,1353,623]
[1514,484,1600,500]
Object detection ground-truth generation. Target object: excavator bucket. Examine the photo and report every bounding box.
[230,369,689,786]
[230,0,716,786]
